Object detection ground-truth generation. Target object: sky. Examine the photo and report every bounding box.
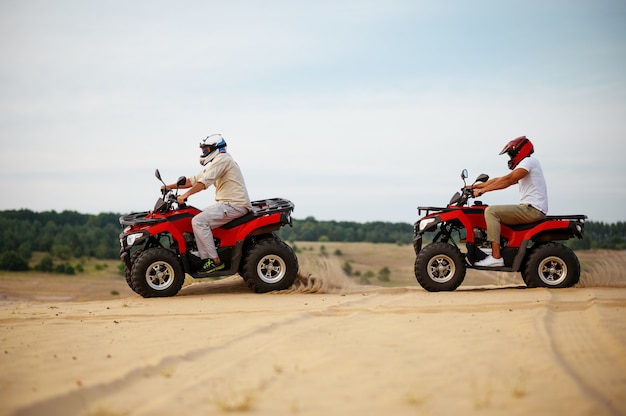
[1,0,625,224]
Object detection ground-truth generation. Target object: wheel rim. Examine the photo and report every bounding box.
[145,260,176,291]
[537,256,568,286]
[257,254,287,284]
[427,254,455,283]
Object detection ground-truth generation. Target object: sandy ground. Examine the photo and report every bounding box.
[1,251,626,416]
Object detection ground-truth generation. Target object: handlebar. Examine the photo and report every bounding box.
[166,192,187,206]
[448,171,489,207]
[450,185,480,207]
[154,170,190,213]
[153,190,187,213]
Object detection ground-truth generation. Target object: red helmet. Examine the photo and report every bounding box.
[499,136,534,170]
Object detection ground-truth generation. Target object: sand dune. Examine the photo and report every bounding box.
[1,250,625,415]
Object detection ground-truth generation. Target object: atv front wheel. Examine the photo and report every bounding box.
[131,247,185,297]
[241,238,298,293]
[414,242,466,292]
[123,250,142,294]
[522,242,580,288]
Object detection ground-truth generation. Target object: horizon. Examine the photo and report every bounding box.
[0,206,622,226]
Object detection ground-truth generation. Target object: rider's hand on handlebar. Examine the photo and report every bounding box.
[464,186,481,198]
[177,195,187,205]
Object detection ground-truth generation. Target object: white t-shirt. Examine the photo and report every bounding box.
[517,156,548,214]
[189,152,252,210]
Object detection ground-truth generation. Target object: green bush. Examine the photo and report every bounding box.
[0,251,29,271]
[378,266,391,282]
[54,263,75,275]
[35,254,54,272]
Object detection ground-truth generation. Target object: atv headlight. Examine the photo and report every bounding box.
[126,232,147,247]
[418,217,439,233]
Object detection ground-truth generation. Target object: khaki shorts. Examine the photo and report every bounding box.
[484,204,546,242]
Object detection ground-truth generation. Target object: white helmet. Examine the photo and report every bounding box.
[199,134,227,166]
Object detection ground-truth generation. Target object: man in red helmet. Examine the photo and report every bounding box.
[471,136,548,267]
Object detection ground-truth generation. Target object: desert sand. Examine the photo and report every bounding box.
[1,248,625,416]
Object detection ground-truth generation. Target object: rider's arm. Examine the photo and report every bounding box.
[180,181,206,200]
[163,178,192,190]
[473,168,528,196]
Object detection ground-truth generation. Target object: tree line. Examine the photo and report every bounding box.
[567,220,626,250]
[278,216,414,244]
[0,209,121,272]
[0,209,624,272]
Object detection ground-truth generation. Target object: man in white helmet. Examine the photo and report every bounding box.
[161,134,252,274]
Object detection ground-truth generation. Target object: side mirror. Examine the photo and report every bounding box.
[155,169,168,194]
[176,176,187,187]
[475,173,489,183]
[461,169,468,180]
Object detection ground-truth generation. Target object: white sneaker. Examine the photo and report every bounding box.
[475,255,504,267]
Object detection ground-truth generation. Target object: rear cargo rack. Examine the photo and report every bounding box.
[221,198,295,229]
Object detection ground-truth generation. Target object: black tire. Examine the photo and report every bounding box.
[124,250,142,294]
[241,238,298,293]
[522,242,580,288]
[131,247,185,297]
[414,242,466,292]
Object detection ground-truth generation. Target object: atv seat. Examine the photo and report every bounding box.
[221,210,256,229]
[506,220,547,231]
[506,215,587,231]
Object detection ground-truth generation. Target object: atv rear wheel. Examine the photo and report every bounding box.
[131,247,185,297]
[241,238,298,293]
[414,242,466,292]
[523,242,580,288]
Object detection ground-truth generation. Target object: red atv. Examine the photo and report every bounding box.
[413,169,587,291]
[119,169,299,297]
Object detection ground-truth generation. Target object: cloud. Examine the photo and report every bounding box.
[1,0,625,222]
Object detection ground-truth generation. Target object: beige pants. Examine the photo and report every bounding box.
[192,203,250,259]
[484,204,546,243]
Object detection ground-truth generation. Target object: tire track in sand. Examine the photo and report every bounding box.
[541,290,626,415]
[13,292,377,415]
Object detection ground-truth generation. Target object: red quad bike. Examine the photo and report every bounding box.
[413,169,587,292]
[119,169,299,297]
